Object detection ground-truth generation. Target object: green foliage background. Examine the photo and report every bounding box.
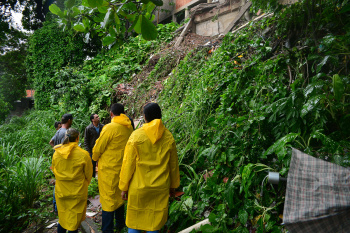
[1,0,350,232]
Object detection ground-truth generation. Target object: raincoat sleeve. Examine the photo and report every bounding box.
[51,154,56,172]
[84,152,93,184]
[92,127,111,161]
[119,141,137,191]
[169,141,180,189]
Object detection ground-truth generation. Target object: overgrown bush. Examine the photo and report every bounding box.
[26,18,100,109]
[88,177,99,198]
[0,144,46,232]
[159,1,350,232]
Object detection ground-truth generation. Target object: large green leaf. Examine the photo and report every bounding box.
[113,14,120,32]
[224,182,236,209]
[102,36,115,46]
[123,2,138,11]
[263,133,299,160]
[316,56,329,73]
[200,146,218,161]
[303,81,324,97]
[96,0,103,7]
[208,212,217,224]
[147,2,156,13]
[93,15,104,22]
[141,15,158,40]
[109,27,116,37]
[49,4,64,17]
[114,13,120,25]
[332,74,344,101]
[66,0,75,8]
[200,224,215,233]
[301,95,323,117]
[238,209,248,225]
[133,15,142,34]
[98,6,108,13]
[311,131,342,154]
[241,163,253,198]
[87,0,98,8]
[73,23,85,32]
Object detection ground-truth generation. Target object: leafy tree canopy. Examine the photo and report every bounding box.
[0,46,27,104]
[50,0,163,47]
[0,0,65,31]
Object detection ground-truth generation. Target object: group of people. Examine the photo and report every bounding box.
[50,103,180,233]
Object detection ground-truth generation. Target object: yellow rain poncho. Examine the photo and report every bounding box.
[52,142,92,231]
[119,119,180,231]
[92,114,133,211]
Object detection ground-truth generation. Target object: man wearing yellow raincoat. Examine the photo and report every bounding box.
[119,103,180,233]
[92,103,133,233]
[52,128,93,233]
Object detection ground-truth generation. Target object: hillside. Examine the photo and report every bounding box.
[0,0,350,232]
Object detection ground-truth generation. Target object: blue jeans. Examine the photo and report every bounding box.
[53,185,57,212]
[57,223,78,233]
[128,229,159,233]
[102,205,125,233]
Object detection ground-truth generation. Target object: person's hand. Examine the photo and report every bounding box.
[169,188,176,197]
[121,191,128,200]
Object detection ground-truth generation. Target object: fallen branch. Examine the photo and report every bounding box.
[174,18,193,48]
[231,13,273,34]
[178,219,210,233]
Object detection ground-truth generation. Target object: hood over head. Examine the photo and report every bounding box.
[143,119,165,144]
[112,114,132,129]
[53,142,78,159]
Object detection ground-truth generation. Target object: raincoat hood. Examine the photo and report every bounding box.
[143,119,165,144]
[112,114,132,129]
[54,142,78,159]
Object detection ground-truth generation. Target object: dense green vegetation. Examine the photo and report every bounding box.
[160,1,350,232]
[0,111,56,231]
[0,0,349,232]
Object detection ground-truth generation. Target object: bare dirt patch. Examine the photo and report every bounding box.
[113,32,221,118]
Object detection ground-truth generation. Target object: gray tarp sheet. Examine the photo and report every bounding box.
[283,148,350,233]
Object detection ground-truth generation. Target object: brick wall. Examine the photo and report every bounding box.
[176,0,193,9]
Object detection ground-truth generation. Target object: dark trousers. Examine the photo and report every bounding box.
[57,223,78,233]
[89,153,97,178]
[102,205,125,233]
[53,186,57,212]
[92,159,96,178]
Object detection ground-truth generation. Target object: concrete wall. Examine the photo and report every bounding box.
[155,0,175,23]
[156,0,299,33]
[193,0,299,37]
[195,11,238,36]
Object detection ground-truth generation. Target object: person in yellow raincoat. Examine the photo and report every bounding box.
[119,103,180,233]
[52,128,93,233]
[92,103,133,233]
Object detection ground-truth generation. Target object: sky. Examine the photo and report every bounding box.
[11,10,24,30]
